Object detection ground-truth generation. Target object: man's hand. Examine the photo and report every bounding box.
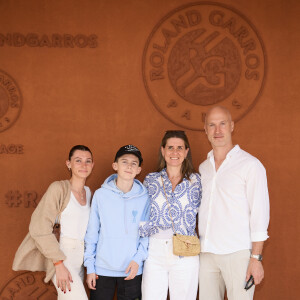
[86,273,98,290]
[55,262,73,293]
[125,260,139,280]
[246,258,264,285]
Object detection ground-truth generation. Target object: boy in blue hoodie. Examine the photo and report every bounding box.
[84,145,149,300]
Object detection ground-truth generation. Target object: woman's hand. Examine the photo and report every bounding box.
[55,262,73,293]
[86,273,98,290]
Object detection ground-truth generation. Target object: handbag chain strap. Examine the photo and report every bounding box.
[161,176,176,234]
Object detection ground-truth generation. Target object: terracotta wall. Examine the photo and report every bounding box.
[0,0,299,299]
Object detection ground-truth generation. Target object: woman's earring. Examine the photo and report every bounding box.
[68,167,71,171]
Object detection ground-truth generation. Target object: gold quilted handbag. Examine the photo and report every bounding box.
[172,233,200,256]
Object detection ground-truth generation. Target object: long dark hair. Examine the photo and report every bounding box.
[157,131,195,180]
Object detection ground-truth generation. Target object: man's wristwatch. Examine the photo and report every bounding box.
[250,254,263,261]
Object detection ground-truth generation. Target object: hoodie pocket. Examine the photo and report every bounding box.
[96,236,138,271]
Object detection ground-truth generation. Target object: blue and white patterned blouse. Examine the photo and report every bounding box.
[139,169,201,237]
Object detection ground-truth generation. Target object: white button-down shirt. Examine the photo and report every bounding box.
[198,145,270,254]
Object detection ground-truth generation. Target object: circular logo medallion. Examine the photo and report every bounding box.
[0,69,22,133]
[0,272,57,299]
[142,2,266,130]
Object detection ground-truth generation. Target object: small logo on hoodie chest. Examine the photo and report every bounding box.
[132,210,138,223]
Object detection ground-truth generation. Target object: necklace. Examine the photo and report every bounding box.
[71,187,85,201]
[169,174,181,183]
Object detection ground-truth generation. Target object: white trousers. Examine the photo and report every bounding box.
[52,237,88,300]
[142,237,199,300]
[199,250,255,300]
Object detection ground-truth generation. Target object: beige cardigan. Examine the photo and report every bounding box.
[12,180,71,282]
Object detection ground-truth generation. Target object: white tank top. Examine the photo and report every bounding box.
[60,186,91,241]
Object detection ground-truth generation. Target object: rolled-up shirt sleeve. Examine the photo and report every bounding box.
[246,160,270,242]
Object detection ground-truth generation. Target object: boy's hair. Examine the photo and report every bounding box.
[114,145,143,166]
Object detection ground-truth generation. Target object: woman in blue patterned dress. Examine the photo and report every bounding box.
[139,130,201,300]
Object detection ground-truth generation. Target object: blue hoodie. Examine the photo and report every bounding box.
[84,174,150,277]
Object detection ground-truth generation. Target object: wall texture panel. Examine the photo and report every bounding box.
[1,0,299,299]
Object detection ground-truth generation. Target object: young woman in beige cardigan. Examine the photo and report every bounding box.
[13,145,94,299]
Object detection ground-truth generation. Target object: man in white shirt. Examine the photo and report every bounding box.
[198,106,270,300]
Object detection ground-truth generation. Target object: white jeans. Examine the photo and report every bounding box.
[199,250,255,300]
[52,237,88,300]
[142,237,199,300]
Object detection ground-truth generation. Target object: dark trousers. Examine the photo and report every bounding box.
[90,275,142,300]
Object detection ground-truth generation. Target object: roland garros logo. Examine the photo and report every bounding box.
[0,70,22,132]
[0,272,57,299]
[142,2,266,130]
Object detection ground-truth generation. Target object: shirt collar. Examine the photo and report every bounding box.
[226,145,240,158]
[208,144,240,159]
[160,168,168,180]
[160,168,188,187]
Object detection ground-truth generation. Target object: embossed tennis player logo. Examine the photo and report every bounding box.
[0,69,22,132]
[0,272,57,299]
[142,2,266,130]
[168,29,241,105]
